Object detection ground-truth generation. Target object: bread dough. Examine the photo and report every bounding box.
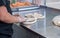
[24,14,37,25]
[25,13,44,20]
[24,18,37,25]
[52,15,60,26]
[34,13,45,19]
[24,13,44,25]
[25,13,34,18]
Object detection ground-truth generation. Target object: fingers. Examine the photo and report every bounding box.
[13,14,25,22]
[13,14,19,17]
[17,16,25,22]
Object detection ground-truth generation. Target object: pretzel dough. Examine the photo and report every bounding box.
[25,13,33,18]
[24,13,44,25]
[52,15,60,26]
[24,18,37,25]
[34,13,45,19]
[25,13,44,19]
[24,14,37,25]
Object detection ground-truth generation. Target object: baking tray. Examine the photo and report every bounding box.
[46,8,60,38]
[12,7,45,37]
[11,4,40,12]
[12,8,40,16]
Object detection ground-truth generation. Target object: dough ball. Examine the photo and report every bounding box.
[52,15,60,26]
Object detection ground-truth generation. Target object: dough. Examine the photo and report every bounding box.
[52,15,60,26]
[24,13,44,25]
[24,18,37,25]
[34,13,45,19]
[25,13,34,18]
[24,14,37,25]
[25,13,44,19]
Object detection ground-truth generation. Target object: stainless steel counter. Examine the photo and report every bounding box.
[20,7,46,37]
[46,8,60,38]
[20,7,60,38]
[12,6,60,38]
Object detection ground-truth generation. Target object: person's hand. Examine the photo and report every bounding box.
[13,14,19,17]
[13,14,25,22]
[17,16,25,22]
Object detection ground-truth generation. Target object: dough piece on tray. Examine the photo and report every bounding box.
[24,18,37,25]
[52,15,60,27]
[25,13,45,19]
[34,13,45,19]
[25,13,34,18]
[24,13,44,25]
[24,14,37,25]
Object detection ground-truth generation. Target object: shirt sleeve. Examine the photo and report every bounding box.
[0,0,5,6]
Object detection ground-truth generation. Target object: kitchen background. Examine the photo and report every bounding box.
[46,0,60,9]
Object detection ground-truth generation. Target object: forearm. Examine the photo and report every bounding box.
[0,6,20,23]
[0,13,19,23]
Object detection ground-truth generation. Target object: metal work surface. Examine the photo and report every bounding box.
[21,7,60,38]
[12,6,45,37]
[46,8,60,38]
[20,7,46,37]
[13,6,60,38]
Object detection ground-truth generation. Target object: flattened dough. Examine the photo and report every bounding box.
[52,15,60,26]
[25,13,44,20]
[24,13,44,25]
[34,13,45,19]
[24,18,37,25]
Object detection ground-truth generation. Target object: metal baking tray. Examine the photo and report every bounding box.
[46,8,60,38]
[12,8,40,15]
[11,4,40,12]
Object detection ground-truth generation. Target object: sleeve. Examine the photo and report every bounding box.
[0,0,5,6]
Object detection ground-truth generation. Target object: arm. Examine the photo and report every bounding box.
[0,6,25,23]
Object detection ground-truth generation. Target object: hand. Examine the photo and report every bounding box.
[17,16,25,22]
[13,14,25,22]
[13,14,19,17]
